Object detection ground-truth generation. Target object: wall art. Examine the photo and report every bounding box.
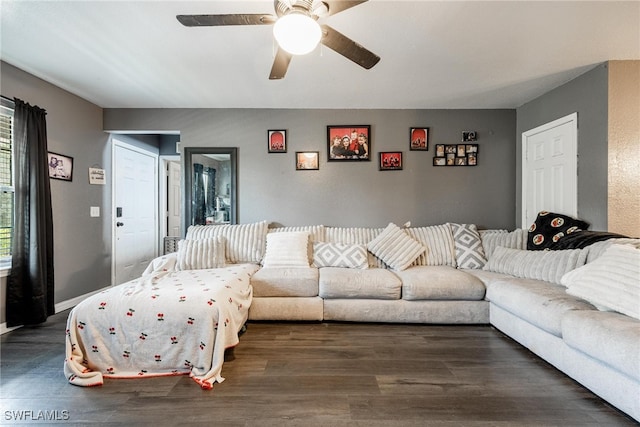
[327,125,370,161]
[433,144,478,166]
[48,152,73,181]
[379,151,403,170]
[296,151,319,170]
[268,129,287,153]
[409,127,429,151]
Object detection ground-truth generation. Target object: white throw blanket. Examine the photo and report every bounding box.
[64,263,258,389]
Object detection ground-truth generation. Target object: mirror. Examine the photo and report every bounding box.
[183,147,237,233]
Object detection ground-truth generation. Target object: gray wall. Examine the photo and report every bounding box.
[516,63,609,230]
[104,108,516,230]
[0,61,111,314]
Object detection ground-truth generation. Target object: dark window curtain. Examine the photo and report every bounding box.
[192,163,205,225]
[205,167,216,217]
[7,98,54,327]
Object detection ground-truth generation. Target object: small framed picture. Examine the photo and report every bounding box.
[456,157,467,166]
[433,157,446,166]
[457,144,466,157]
[268,130,287,153]
[435,144,445,157]
[327,125,370,161]
[48,152,73,181]
[462,131,477,142]
[296,151,319,170]
[409,127,429,151]
[446,153,455,165]
[379,151,402,171]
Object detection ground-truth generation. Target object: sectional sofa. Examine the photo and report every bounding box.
[163,219,639,422]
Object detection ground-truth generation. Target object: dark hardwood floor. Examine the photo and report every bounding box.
[1,309,637,426]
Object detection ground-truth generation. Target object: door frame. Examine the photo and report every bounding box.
[521,112,578,227]
[111,138,159,286]
[159,155,181,252]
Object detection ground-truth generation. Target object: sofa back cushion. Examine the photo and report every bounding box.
[176,236,226,270]
[405,224,456,267]
[483,246,587,285]
[185,220,268,264]
[479,229,528,259]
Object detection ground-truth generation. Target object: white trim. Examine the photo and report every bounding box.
[0,267,10,278]
[521,112,578,227]
[1,285,110,335]
[111,138,159,287]
[159,155,181,253]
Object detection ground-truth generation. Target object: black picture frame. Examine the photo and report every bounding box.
[409,127,429,151]
[379,151,403,171]
[462,131,477,142]
[434,144,478,167]
[327,125,370,161]
[48,152,73,181]
[296,151,319,170]
[268,129,287,153]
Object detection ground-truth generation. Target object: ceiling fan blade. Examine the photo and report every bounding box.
[322,0,369,17]
[320,24,380,70]
[176,14,276,27]
[269,47,293,80]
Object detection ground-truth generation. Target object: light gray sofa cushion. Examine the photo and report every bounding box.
[484,246,587,285]
[479,228,528,258]
[396,266,486,301]
[487,278,595,337]
[562,310,640,382]
[251,267,319,297]
[319,267,401,300]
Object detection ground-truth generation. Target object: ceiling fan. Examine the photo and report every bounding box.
[176,0,380,80]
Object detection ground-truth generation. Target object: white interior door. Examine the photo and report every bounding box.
[167,160,181,237]
[113,141,158,285]
[522,113,578,227]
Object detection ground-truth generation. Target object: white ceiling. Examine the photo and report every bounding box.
[1,0,638,109]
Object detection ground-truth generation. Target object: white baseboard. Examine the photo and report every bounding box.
[1,285,111,335]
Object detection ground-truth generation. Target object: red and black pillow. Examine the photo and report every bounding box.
[527,211,589,250]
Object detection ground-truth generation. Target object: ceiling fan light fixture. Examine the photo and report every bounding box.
[273,12,322,55]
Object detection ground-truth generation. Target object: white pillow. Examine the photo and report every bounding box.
[312,242,368,269]
[262,231,310,268]
[367,223,425,271]
[562,244,640,320]
[176,236,226,270]
[483,246,586,285]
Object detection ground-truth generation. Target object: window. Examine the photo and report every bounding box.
[0,101,14,267]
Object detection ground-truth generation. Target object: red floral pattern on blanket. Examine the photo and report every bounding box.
[64,263,258,389]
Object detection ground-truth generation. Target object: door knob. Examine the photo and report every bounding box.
[116,222,124,227]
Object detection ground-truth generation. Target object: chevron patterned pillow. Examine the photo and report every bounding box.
[449,223,487,269]
[312,242,369,269]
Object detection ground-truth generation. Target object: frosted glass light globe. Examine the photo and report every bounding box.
[273,13,321,55]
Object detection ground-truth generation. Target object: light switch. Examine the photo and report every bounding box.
[90,206,100,217]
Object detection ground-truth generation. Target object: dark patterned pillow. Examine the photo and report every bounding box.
[527,211,589,250]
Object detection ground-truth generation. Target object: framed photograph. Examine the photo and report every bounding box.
[462,131,477,142]
[433,144,478,167]
[296,151,319,170]
[379,151,403,171]
[268,130,287,153]
[48,152,73,181]
[327,125,370,161]
[409,127,429,151]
